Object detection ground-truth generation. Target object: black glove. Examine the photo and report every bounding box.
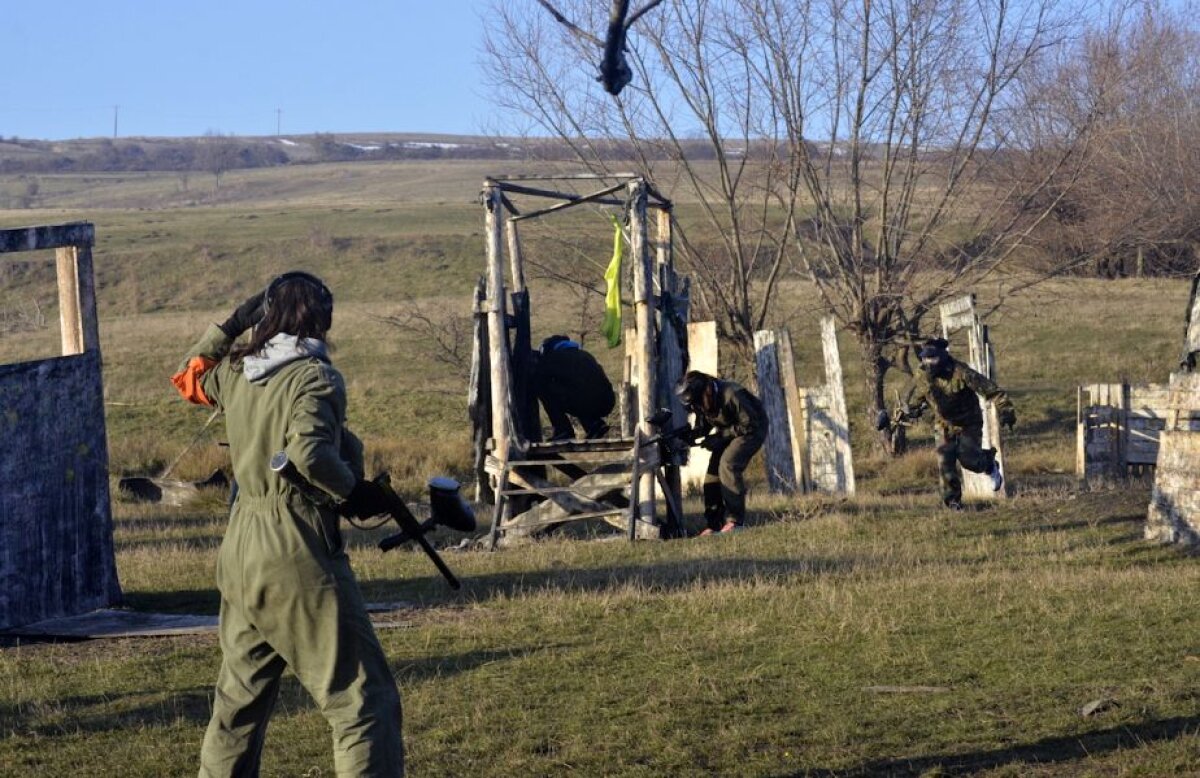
[340,479,392,519]
[999,407,1016,432]
[218,291,266,339]
[875,409,891,431]
[700,435,721,451]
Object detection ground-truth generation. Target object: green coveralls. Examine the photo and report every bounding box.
[908,360,1014,505]
[692,380,769,530]
[177,325,404,777]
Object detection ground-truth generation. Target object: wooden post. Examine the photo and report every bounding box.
[629,179,658,538]
[820,317,855,495]
[55,247,85,355]
[655,207,673,278]
[753,330,798,493]
[484,184,514,462]
[506,219,527,294]
[468,277,494,504]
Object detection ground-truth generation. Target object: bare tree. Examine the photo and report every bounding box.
[485,0,1097,438]
[1025,3,1200,278]
[199,132,239,192]
[377,298,474,379]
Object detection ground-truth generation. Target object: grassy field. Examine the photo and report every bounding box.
[1,163,1198,776]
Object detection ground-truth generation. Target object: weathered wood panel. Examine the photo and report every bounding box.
[0,352,121,629]
[819,317,855,495]
[940,295,1005,499]
[0,222,94,253]
[1146,373,1200,545]
[753,330,799,493]
[1077,382,1170,478]
[682,321,719,493]
[776,331,809,492]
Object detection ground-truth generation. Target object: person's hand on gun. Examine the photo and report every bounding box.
[340,479,392,519]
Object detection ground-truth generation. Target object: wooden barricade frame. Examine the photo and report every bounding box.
[469,174,687,546]
[0,222,122,629]
[753,318,855,496]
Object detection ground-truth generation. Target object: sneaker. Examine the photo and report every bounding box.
[719,521,742,533]
[989,461,1004,492]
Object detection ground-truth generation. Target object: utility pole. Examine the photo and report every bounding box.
[113,105,119,139]
[275,108,282,136]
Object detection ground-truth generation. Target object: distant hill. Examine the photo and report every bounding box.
[0,133,541,176]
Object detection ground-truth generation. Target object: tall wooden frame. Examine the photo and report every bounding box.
[471,174,685,545]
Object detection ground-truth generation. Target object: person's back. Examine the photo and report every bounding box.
[534,336,615,440]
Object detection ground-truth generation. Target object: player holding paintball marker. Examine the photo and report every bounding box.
[675,370,769,535]
[879,338,1015,510]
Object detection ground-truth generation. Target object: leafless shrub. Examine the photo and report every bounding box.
[376,298,473,378]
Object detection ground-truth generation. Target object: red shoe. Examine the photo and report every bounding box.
[719,521,742,533]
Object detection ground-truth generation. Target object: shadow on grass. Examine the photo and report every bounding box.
[361,556,859,606]
[0,643,573,738]
[123,588,220,614]
[0,686,213,737]
[792,715,1200,777]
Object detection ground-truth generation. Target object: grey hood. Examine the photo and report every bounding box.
[242,333,329,383]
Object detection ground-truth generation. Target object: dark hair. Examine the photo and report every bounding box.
[231,276,333,364]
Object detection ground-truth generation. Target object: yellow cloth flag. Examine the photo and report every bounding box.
[602,214,624,348]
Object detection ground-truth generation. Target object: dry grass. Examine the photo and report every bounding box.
[2,168,1198,776]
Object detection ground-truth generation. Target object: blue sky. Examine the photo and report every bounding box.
[2,1,491,140]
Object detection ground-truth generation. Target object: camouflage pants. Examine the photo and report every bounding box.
[703,433,765,529]
[937,426,995,505]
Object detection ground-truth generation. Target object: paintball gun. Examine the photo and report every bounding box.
[270,452,476,590]
[642,408,703,459]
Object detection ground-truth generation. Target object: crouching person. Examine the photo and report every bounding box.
[171,271,404,777]
[905,337,1016,510]
[675,370,768,535]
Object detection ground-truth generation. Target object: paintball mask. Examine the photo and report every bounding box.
[675,370,713,413]
[917,338,951,375]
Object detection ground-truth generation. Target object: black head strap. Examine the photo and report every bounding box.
[264,271,333,327]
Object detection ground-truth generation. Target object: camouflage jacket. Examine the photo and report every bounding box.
[908,360,1014,433]
[692,380,769,442]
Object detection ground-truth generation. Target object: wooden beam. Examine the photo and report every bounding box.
[506,219,527,294]
[55,247,85,356]
[509,181,628,222]
[0,222,93,253]
[629,179,659,538]
[484,184,515,460]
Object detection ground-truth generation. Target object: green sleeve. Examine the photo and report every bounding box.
[961,366,1014,414]
[175,324,234,408]
[902,382,930,420]
[284,363,358,499]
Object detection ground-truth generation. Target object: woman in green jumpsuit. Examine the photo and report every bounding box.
[172,272,404,776]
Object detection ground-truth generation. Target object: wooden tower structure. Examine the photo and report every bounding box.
[469,174,688,547]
